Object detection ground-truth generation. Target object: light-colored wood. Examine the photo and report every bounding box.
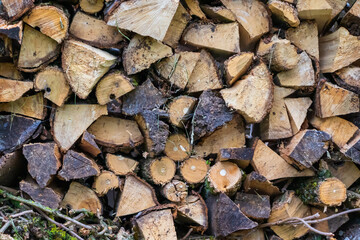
[23,5,69,43]
[200,5,236,22]
[62,39,117,99]
[296,0,332,32]
[123,34,172,75]
[180,157,209,184]
[221,0,270,50]
[0,93,46,120]
[224,52,253,86]
[335,66,360,94]
[0,0,34,21]
[164,133,190,161]
[142,157,176,185]
[176,194,208,231]
[92,171,119,196]
[61,182,102,214]
[155,52,200,90]
[168,95,197,127]
[106,153,138,176]
[326,0,347,24]
[221,62,273,123]
[186,50,222,93]
[34,66,71,106]
[285,97,312,135]
[243,171,281,196]
[0,63,22,80]
[95,71,134,105]
[251,140,315,181]
[268,0,300,27]
[328,161,360,188]
[319,27,360,73]
[0,78,32,102]
[79,131,101,157]
[184,0,206,19]
[183,22,240,54]
[52,104,108,152]
[106,0,179,42]
[79,0,103,14]
[161,180,188,202]
[116,174,158,217]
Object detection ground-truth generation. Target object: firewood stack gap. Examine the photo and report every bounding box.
[1,0,360,239]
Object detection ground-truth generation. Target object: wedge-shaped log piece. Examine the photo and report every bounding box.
[218,147,253,169]
[23,5,69,43]
[224,52,253,86]
[252,140,314,181]
[319,27,360,73]
[106,153,138,176]
[206,193,258,238]
[34,66,71,106]
[164,133,190,162]
[285,97,312,135]
[79,131,101,157]
[142,157,176,185]
[180,157,209,184]
[0,21,23,43]
[220,0,270,50]
[200,5,236,22]
[315,80,359,118]
[0,0,34,21]
[183,22,240,54]
[268,0,300,27]
[92,171,119,196]
[243,171,281,197]
[88,116,143,153]
[116,174,158,217]
[327,0,347,24]
[235,193,271,220]
[106,0,179,42]
[18,25,59,72]
[61,182,102,214]
[79,0,104,14]
[328,161,360,188]
[161,180,188,202]
[184,0,206,19]
[168,95,197,127]
[23,142,61,188]
[0,93,46,119]
[58,150,100,181]
[335,66,360,94]
[221,62,273,123]
[0,151,26,186]
[0,78,32,102]
[296,0,332,32]
[52,104,107,152]
[62,40,117,99]
[0,62,23,80]
[341,0,360,36]
[186,50,222,93]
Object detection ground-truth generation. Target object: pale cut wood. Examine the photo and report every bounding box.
[328,161,360,188]
[52,104,108,152]
[92,171,119,196]
[268,0,300,27]
[116,174,158,217]
[161,180,188,202]
[319,27,360,73]
[183,22,240,54]
[335,66,360,94]
[0,93,46,120]
[296,0,332,32]
[106,0,179,42]
[23,5,69,43]
[123,34,172,75]
[0,63,23,80]
[79,0,104,14]
[61,182,102,214]
[200,5,236,22]
[164,133,190,162]
[243,171,281,196]
[224,52,253,86]
[34,66,71,106]
[0,78,33,102]
[184,0,206,19]
[326,0,347,23]
[106,153,138,175]
[180,158,209,184]
[285,97,312,134]
[168,95,197,127]
[142,157,176,185]
[0,0,34,21]
[62,39,117,99]
[220,62,273,123]
[251,140,314,181]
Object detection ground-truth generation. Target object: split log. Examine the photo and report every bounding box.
[78,131,101,157]
[220,0,270,50]
[61,182,102,214]
[92,171,119,196]
[207,161,242,196]
[62,39,117,99]
[224,52,253,86]
[34,66,71,106]
[234,193,271,220]
[88,116,143,153]
[296,0,332,32]
[141,157,176,185]
[58,150,100,181]
[0,0,34,21]
[184,0,206,19]
[315,80,359,118]
[161,180,188,202]
[95,71,134,105]
[180,158,209,184]
[206,193,258,238]
[341,0,360,36]
[221,61,273,123]
[217,147,253,169]
[268,191,310,240]
[116,174,158,217]
[182,22,240,55]
[0,21,23,43]
[123,34,173,75]
[0,78,33,102]
[200,5,236,22]
[51,104,107,152]
[243,171,281,197]
[164,133,190,162]
[0,62,23,80]
[22,142,61,188]
[186,50,223,93]
[106,153,139,176]
[251,139,314,181]
[22,5,69,43]
[326,0,347,26]
[284,97,312,135]
[17,24,59,72]
[168,95,197,127]
[268,0,300,27]
[328,161,360,188]
[340,130,360,165]
[79,0,104,14]
[0,151,26,186]
[335,66,360,94]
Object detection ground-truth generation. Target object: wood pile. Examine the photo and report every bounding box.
[1,0,360,239]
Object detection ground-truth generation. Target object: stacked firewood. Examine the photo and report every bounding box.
[1,0,360,239]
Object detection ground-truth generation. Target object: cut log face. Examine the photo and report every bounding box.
[164,133,190,161]
[224,52,254,86]
[78,131,101,157]
[328,161,360,188]
[183,22,240,54]
[315,80,359,118]
[58,150,100,181]
[268,0,300,27]
[0,151,26,187]
[92,171,119,196]
[0,78,33,102]
[61,182,102,214]
[62,39,117,99]
[176,194,208,231]
[106,0,179,42]
[335,66,360,94]
[51,104,107,152]
[218,147,253,169]
[0,21,23,43]
[168,95,197,127]
[0,0,34,21]
[319,27,360,73]
[122,34,172,75]
[243,171,281,197]
[34,66,71,106]
[116,174,158,217]
[285,97,312,135]
[22,5,69,43]
[106,153,138,176]
[221,62,273,123]
[235,193,271,220]
[296,0,332,32]
[161,180,188,202]
[142,157,176,185]
[0,62,23,80]
[79,0,104,14]
[180,158,209,184]
[200,5,236,22]
[341,0,360,36]
[184,0,206,19]
[23,142,61,188]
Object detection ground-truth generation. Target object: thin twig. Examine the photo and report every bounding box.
[64,213,85,227]
[291,217,333,237]
[10,210,34,218]
[307,208,360,224]
[0,220,12,233]
[258,213,320,228]
[181,228,193,240]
